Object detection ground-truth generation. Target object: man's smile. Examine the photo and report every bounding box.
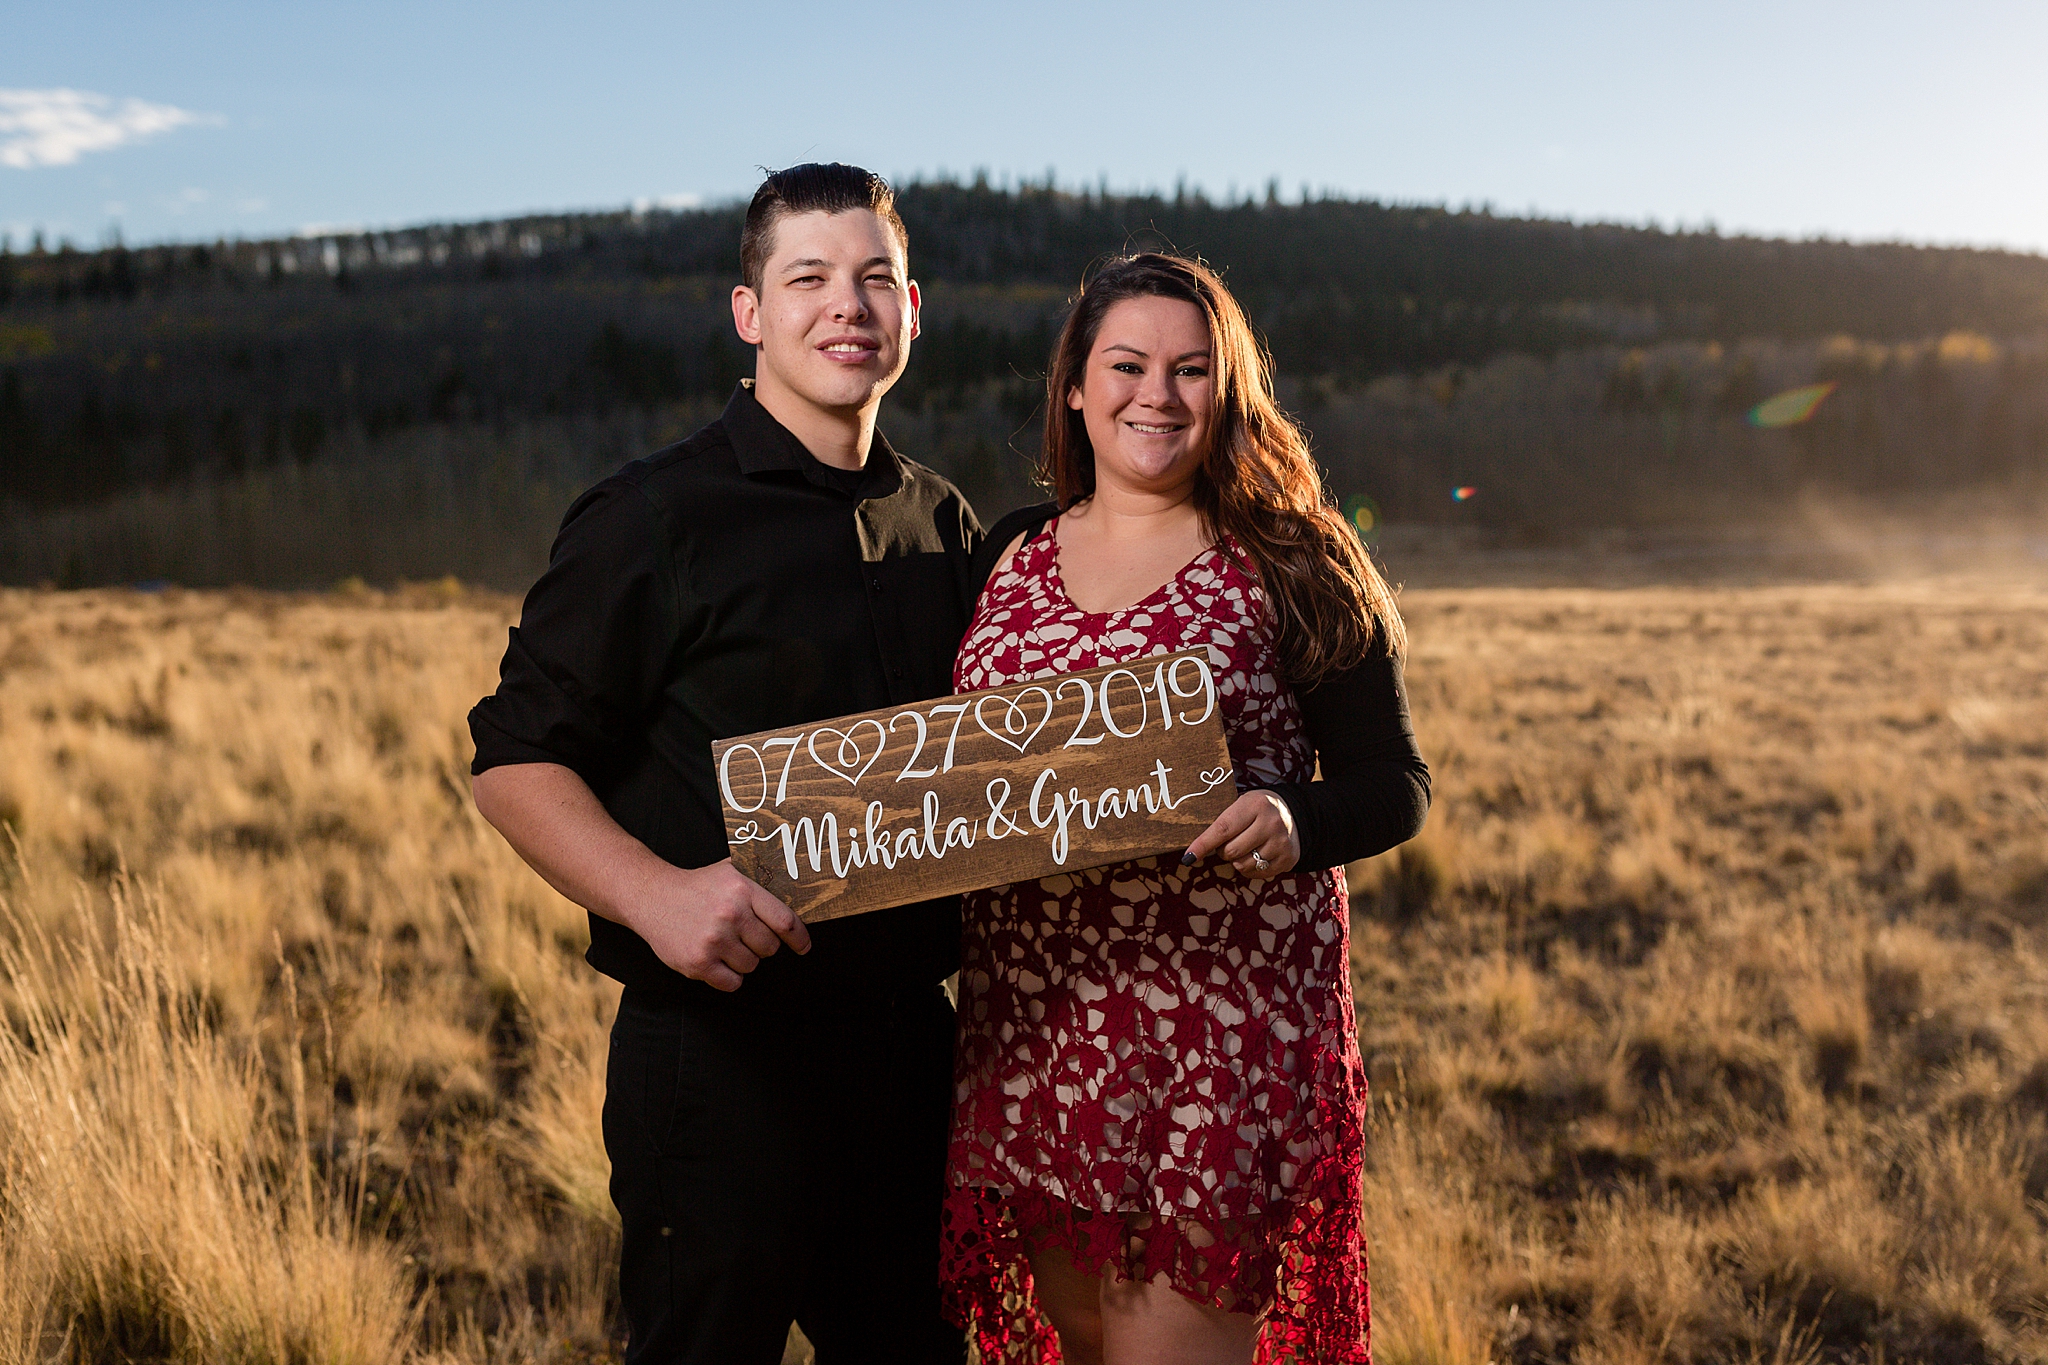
[819,335,881,362]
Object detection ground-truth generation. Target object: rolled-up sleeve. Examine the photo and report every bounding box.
[469,481,680,781]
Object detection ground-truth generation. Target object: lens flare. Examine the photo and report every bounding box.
[1748,381,1837,429]
[1452,486,1478,502]
[1342,493,1382,541]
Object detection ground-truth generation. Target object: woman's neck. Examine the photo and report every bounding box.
[1063,479,1202,540]
[1053,480,1212,614]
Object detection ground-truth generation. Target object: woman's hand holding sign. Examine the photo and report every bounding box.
[1182,789,1301,879]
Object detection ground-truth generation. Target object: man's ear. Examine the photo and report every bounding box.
[906,279,921,342]
[731,285,763,346]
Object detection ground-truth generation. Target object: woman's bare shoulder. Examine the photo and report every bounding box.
[991,531,1029,579]
[972,501,1061,592]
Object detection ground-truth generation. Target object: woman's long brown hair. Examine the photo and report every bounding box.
[1042,253,1405,683]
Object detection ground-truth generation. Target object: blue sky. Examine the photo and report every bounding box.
[5,0,2045,253]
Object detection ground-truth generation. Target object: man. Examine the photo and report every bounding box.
[470,164,979,1364]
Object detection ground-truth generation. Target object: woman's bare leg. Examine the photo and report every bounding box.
[1022,1238,1107,1365]
[1099,1272,1257,1365]
[1021,1212,1259,1365]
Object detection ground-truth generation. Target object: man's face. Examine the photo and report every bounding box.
[732,209,919,416]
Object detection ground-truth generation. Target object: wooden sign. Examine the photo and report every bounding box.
[712,649,1236,922]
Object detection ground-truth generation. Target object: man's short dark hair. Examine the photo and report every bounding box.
[740,163,909,294]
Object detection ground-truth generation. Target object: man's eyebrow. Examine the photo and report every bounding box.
[779,256,901,274]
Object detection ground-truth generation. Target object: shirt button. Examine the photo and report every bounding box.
[870,578,883,592]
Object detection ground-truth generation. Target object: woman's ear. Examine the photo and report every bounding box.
[1066,384,1085,411]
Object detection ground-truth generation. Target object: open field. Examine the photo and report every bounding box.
[1,575,2045,1363]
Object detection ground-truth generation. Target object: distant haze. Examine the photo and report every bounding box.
[4,0,2045,252]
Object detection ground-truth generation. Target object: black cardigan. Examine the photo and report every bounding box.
[969,503,1430,872]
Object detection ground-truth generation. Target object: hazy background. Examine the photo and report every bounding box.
[4,0,2046,590]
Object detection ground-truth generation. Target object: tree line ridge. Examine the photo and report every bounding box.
[2,181,2045,585]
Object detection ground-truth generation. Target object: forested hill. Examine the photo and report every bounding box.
[900,185,2048,354]
[9,181,2048,371]
[3,181,2047,584]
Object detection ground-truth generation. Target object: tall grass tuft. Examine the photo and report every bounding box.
[0,867,417,1364]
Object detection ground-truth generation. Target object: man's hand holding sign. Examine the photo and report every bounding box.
[714,648,1240,919]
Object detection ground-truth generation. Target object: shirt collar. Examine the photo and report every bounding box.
[722,380,905,500]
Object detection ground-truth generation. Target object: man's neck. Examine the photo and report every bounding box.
[748,376,876,470]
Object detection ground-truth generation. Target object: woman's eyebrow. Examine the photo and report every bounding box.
[1103,343,1212,361]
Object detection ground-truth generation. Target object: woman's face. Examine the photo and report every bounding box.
[1067,295,1214,499]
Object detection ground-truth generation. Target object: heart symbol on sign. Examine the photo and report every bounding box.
[974,686,1054,754]
[807,719,887,786]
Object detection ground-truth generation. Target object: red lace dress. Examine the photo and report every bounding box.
[939,523,1370,1364]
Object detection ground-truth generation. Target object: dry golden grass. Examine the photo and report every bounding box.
[1,577,2044,1363]
[1353,580,2048,1365]
[0,583,618,1364]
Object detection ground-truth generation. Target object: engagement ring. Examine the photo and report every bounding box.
[1250,851,1269,871]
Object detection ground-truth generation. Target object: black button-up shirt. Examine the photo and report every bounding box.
[470,383,984,1005]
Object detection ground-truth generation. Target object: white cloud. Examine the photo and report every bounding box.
[0,88,217,169]
[632,193,702,214]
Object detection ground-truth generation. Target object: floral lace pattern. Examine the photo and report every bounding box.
[940,524,1370,1364]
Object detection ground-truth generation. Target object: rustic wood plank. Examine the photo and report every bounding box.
[713,649,1236,921]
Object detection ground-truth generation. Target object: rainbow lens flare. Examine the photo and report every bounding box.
[1748,382,1837,429]
[1342,493,1382,540]
[1452,486,1478,502]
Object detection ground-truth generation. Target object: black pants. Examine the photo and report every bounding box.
[604,982,966,1365]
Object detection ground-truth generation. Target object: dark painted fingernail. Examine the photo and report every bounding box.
[1179,850,1196,866]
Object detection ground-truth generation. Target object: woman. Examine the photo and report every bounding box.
[940,254,1430,1365]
